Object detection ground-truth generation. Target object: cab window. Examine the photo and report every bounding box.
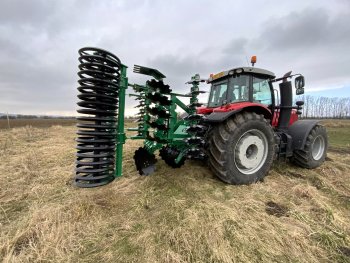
[227,75,250,103]
[252,77,272,105]
[208,83,228,107]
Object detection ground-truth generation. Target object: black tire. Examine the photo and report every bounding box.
[208,112,275,185]
[159,146,185,168]
[291,125,328,168]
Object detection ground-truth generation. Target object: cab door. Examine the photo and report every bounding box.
[251,77,273,106]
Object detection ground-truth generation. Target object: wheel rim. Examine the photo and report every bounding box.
[234,129,269,175]
[311,135,325,161]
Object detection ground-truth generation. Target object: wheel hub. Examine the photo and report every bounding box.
[312,135,325,161]
[236,135,265,169]
[234,129,268,175]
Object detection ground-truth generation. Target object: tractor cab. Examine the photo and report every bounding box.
[206,67,276,108]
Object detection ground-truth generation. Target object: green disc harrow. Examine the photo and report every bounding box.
[75,47,206,187]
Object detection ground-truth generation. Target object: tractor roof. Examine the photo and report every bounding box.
[208,67,275,83]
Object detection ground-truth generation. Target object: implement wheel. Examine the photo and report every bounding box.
[208,112,275,184]
[291,125,328,168]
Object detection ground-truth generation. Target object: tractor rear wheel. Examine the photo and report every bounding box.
[291,125,328,168]
[208,112,275,184]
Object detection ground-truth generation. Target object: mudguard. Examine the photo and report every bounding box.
[203,110,241,123]
[203,105,272,123]
[288,119,320,150]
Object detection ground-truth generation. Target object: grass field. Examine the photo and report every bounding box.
[0,119,76,129]
[0,120,349,262]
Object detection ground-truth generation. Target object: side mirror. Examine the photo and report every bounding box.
[295,75,305,95]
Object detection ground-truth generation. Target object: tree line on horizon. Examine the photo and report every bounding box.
[0,114,75,119]
[296,95,350,119]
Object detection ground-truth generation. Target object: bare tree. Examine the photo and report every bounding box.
[294,96,350,119]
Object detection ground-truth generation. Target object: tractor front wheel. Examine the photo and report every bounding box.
[208,112,275,185]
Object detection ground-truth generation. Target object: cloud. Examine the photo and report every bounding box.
[259,8,350,51]
[222,7,350,90]
[0,1,349,115]
[0,0,57,26]
[223,38,248,54]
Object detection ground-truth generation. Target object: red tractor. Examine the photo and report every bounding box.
[196,57,328,184]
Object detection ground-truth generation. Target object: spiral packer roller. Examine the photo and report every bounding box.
[74,47,207,187]
[75,47,127,187]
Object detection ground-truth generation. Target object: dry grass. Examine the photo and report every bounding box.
[0,123,349,262]
[0,119,76,129]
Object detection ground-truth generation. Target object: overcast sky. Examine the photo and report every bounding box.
[0,0,349,116]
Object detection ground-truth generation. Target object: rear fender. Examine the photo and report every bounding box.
[288,120,320,150]
[203,105,272,123]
